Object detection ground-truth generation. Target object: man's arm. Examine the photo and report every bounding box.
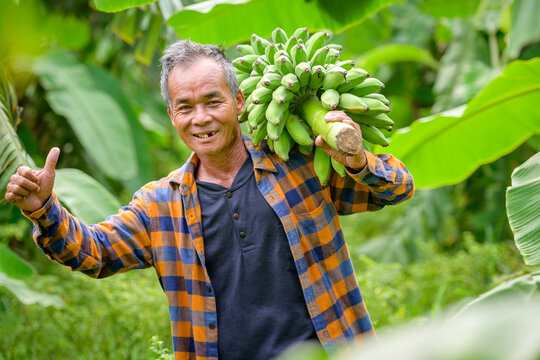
[5,148,153,278]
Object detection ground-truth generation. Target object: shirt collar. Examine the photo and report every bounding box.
[169,135,278,195]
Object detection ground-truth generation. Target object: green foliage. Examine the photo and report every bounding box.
[356,44,439,73]
[0,244,35,281]
[94,0,158,13]
[387,59,540,189]
[507,0,540,59]
[148,335,174,360]
[506,152,540,265]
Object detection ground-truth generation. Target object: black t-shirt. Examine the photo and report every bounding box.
[196,155,320,360]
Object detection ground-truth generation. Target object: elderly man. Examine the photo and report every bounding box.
[5,40,414,360]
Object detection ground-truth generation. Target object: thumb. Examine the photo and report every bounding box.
[43,147,60,174]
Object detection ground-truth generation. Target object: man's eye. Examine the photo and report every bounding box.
[177,105,191,111]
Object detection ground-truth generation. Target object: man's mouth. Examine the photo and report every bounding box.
[193,131,218,139]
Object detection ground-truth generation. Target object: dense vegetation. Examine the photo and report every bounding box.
[1,0,539,359]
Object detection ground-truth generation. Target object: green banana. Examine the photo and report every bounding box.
[239,75,262,95]
[252,57,268,75]
[264,43,278,65]
[233,54,259,72]
[314,146,331,186]
[266,112,288,140]
[325,48,341,64]
[285,114,314,146]
[266,99,289,125]
[361,97,390,116]
[331,157,346,177]
[273,49,290,64]
[309,46,330,67]
[272,27,288,44]
[275,56,295,75]
[260,72,282,89]
[360,124,389,147]
[365,93,390,106]
[247,103,268,129]
[239,109,249,123]
[274,128,293,161]
[348,78,385,97]
[338,93,368,113]
[292,27,309,43]
[284,36,298,54]
[251,87,273,104]
[272,85,296,104]
[246,101,256,113]
[309,65,326,89]
[237,73,250,84]
[348,112,395,128]
[305,31,330,59]
[336,68,370,93]
[328,60,355,71]
[236,44,255,56]
[299,144,313,156]
[290,43,308,66]
[322,66,347,90]
[251,119,268,146]
[320,88,340,110]
[326,43,343,51]
[267,137,275,152]
[251,34,270,54]
[294,62,311,88]
[281,73,301,93]
[264,64,279,74]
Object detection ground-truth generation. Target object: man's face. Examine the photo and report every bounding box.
[167,58,245,159]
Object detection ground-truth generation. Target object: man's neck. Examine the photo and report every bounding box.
[195,139,248,188]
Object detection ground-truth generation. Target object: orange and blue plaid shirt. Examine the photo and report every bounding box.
[26,136,414,359]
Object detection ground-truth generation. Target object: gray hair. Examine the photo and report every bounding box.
[159,40,239,107]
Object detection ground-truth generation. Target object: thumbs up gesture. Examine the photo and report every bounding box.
[4,147,60,212]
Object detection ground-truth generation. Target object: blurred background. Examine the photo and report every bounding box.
[1,0,539,359]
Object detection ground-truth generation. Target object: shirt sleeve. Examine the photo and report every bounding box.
[23,189,153,278]
[329,150,415,215]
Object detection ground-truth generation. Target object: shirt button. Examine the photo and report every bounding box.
[226,191,232,198]
[209,323,216,330]
[233,213,239,220]
[206,286,212,293]
[239,232,246,238]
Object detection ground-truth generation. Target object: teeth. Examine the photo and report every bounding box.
[194,131,217,139]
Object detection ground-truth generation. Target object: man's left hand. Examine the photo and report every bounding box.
[314,110,367,171]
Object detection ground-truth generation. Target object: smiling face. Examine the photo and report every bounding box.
[167,57,245,161]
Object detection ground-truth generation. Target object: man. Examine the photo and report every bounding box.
[5,40,414,360]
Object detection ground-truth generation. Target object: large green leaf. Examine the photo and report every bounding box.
[506,152,540,265]
[93,0,157,13]
[167,0,398,46]
[55,169,122,224]
[33,51,139,181]
[387,58,540,189]
[356,44,439,73]
[0,243,35,281]
[507,0,540,59]
[0,273,64,308]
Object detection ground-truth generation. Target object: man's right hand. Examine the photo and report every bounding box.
[4,147,60,213]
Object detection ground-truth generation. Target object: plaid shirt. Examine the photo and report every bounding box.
[26,136,414,359]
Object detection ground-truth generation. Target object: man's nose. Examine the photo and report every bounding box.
[191,104,212,124]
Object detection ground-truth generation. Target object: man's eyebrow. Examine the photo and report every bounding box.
[174,91,222,106]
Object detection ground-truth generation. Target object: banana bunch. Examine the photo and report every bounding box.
[234,27,394,185]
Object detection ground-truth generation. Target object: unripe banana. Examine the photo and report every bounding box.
[267,137,275,152]
[274,128,293,161]
[285,114,314,146]
[252,57,269,75]
[309,65,326,89]
[326,43,343,51]
[239,110,249,123]
[284,35,298,53]
[314,146,331,186]
[299,144,313,156]
[251,34,270,54]
[320,89,340,110]
[325,48,341,64]
[276,55,295,75]
[264,64,279,74]
[361,97,390,116]
[251,87,273,104]
[252,119,268,146]
[322,66,347,90]
[309,46,330,67]
[365,93,390,106]
[292,27,309,43]
[272,85,296,104]
[246,102,256,113]
[336,68,370,93]
[338,93,368,113]
[305,31,330,59]
[266,112,288,140]
[281,73,301,93]
[359,124,389,147]
[239,76,262,96]
[327,60,355,70]
[273,49,290,64]
[233,54,259,72]
[265,43,278,65]
[348,77,385,97]
[266,99,289,125]
[260,72,283,89]
[237,73,250,84]
[294,62,311,88]
[348,112,395,128]
[236,44,255,56]
[331,157,346,177]
[272,27,288,44]
[290,43,308,66]
[248,103,268,129]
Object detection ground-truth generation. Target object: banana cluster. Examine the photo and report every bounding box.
[234,27,394,185]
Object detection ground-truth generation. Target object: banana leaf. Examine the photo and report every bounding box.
[506,152,540,265]
[94,0,157,13]
[0,273,64,308]
[0,243,35,281]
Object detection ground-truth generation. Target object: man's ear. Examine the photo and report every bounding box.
[167,106,174,124]
[236,89,245,115]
